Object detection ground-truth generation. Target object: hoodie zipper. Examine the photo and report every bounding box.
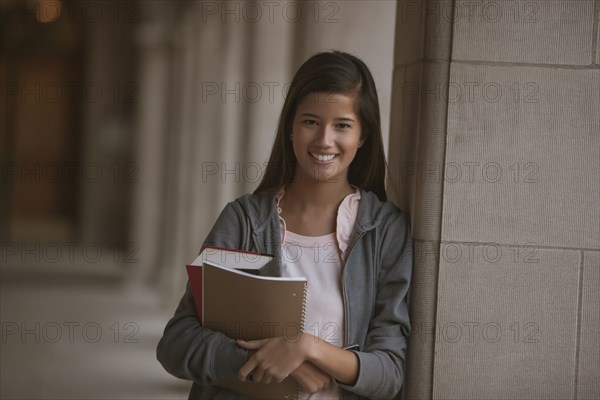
[340,230,366,400]
[342,230,365,345]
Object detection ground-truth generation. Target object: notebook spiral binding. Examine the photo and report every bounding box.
[291,281,309,400]
[299,281,309,332]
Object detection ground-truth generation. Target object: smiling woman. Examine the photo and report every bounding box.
[157,51,413,400]
[291,92,364,187]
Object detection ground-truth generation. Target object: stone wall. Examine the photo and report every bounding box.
[390,0,600,398]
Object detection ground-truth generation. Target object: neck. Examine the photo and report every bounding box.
[284,177,354,211]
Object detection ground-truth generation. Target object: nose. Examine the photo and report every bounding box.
[314,124,335,147]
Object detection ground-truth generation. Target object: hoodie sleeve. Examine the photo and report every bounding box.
[156,201,251,385]
[337,208,413,399]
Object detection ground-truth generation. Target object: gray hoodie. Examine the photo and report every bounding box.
[157,188,413,400]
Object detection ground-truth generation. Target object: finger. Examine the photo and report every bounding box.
[262,374,273,385]
[252,367,266,383]
[238,360,256,382]
[237,338,268,350]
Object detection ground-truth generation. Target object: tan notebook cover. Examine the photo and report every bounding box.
[187,252,307,399]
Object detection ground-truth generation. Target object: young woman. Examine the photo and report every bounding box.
[157,50,413,400]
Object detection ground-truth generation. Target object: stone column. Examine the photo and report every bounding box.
[389,0,600,398]
[127,1,177,286]
[79,0,137,249]
[389,1,455,398]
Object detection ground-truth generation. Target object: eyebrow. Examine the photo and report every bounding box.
[299,113,356,122]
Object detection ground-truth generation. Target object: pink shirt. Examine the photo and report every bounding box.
[275,186,361,400]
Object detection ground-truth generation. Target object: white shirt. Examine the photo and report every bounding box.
[276,186,361,400]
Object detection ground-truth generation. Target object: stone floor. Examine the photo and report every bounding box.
[0,271,190,399]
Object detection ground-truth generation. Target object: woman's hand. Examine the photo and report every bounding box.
[237,333,316,384]
[290,362,333,394]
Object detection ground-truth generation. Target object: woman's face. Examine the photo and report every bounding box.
[291,92,363,185]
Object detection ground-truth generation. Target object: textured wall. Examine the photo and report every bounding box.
[390,0,600,398]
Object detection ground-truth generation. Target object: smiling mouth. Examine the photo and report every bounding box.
[310,152,337,161]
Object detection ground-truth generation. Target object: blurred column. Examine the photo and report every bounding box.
[127,1,177,286]
[151,4,201,302]
[79,0,137,249]
[241,5,295,194]
[154,2,232,305]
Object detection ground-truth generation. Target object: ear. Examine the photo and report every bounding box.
[358,137,365,147]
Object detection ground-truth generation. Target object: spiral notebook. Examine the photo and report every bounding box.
[186,247,308,400]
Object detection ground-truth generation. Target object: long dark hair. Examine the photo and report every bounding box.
[254,50,387,201]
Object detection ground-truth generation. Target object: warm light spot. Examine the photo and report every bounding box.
[36,0,62,23]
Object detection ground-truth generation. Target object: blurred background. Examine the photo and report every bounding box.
[0,0,598,399]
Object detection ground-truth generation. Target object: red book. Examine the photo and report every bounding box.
[186,246,276,322]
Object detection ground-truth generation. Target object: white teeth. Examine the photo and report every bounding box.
[310,152,336,161]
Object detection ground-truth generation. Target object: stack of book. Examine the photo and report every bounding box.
[186,246,308,399]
